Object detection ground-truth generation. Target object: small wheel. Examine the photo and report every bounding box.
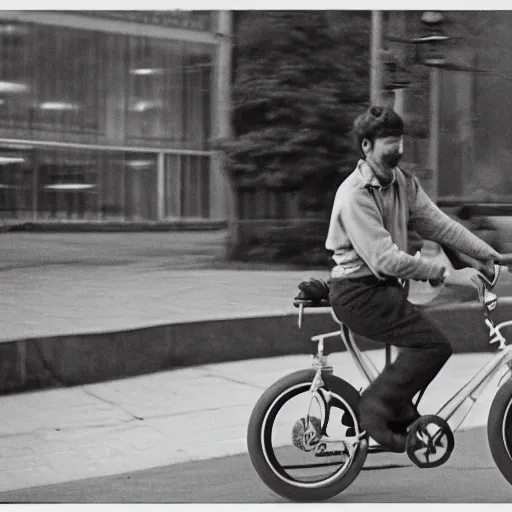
[488,378,512,485]
[406,415,454,469]
[247,370,368,502]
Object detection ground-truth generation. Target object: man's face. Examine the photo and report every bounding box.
[366,135,403,172]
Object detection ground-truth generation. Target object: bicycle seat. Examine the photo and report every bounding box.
[293,298,331,308]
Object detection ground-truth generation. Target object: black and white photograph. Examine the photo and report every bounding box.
[0,6,512,505]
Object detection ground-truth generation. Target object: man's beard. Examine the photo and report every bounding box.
[381,151,402,169]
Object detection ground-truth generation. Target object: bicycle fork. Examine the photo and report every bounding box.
[305,334,366,451]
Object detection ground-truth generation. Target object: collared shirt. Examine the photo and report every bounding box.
[325,159,499,281]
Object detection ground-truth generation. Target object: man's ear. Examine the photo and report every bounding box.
[361,138,372,156]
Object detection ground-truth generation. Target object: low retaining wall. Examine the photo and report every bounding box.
[1,299,511,395]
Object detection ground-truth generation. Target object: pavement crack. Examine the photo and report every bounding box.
[80,386,144,421]
[0,417,140,439]
[201,372,267,390]
[142,403,253,421]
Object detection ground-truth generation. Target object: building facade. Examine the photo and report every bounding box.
[0,10,230,224]
[383,11,512,203]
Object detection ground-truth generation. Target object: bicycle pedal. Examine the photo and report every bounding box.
[406,415,454,469]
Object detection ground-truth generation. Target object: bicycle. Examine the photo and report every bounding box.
[247,255,512,501]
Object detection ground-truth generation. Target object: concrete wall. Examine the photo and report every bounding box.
[1,300,510,395]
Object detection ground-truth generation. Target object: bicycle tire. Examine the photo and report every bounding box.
[247,369,368,501]
[487,377,512,486]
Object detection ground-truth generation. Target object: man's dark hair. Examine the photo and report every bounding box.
[353,105,404,158]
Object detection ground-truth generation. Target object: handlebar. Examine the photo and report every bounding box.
[498,254,512,266]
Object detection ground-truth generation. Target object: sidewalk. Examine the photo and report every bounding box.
[0,266,329,342]
[0,232,327,392]
[0,231,327,342]
[0,231,507,343]
[0,232,511,494]
[0,349,503,494]
[1,231,512,394]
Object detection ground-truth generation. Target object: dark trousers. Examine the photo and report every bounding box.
[329,275,453,452]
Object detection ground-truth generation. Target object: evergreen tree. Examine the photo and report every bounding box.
[219,11,370,264]
[223,10,369,199]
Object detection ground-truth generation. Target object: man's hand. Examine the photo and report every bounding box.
[428,266,447,288]
[481,257,497,284]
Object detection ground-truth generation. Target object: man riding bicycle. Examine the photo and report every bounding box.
[325,105,500,452]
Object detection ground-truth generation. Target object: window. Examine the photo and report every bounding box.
[0,20,214,149]
[165,154,210,218]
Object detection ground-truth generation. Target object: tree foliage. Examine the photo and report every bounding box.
[221,11,370,202]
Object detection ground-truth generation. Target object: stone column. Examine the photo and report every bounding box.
[210,10,232,224]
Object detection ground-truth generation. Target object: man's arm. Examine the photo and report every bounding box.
[408,178,500,261]
[339,189,445,281]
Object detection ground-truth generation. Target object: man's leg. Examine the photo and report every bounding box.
[329,277,453,453]
[359,342,452,452]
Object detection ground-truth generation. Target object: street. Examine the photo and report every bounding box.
[1,232,512,502]
[0,349,511,502]
[1,427,512,502]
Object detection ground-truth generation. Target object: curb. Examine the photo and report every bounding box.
[0,221,228,233]
[1,299,510,395]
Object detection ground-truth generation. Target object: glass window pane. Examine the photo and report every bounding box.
[31,25,100,136]
[181,154,189,217]
[0,18,216,222]
[36,147,99,220]
[125,36,186,145]
[164,154,181,218]
[167,42,185,143]
[99,151,125,220]
[181,42,213,149]
[0,21,32,133]
[200,155,210,218]
[0,20,214,149]
[0,146,33,220]
[33,148,159,221]
[123,152,158,220]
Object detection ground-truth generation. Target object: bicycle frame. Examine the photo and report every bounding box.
[305,281,512,435]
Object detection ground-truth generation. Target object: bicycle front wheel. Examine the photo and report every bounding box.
[487,378,512,485]
[247,369,368,502]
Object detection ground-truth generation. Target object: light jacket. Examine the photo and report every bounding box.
[325,159,499,281]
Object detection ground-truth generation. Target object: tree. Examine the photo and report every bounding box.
[226,11,369,192]
[220,11,371,263]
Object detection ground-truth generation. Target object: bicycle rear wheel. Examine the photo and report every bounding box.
[487,378,512,485]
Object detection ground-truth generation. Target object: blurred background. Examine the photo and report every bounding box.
[0,10,511,266]
[0,11,220,224]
